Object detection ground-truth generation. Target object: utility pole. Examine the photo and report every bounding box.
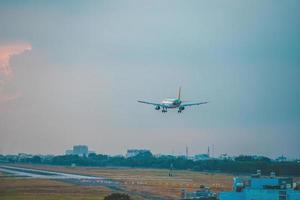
[207,146,210,157]
[186,145,189,159]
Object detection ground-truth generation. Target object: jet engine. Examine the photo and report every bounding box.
[178,106,185,113]
[179,106,185,111]
[155,105,160,110]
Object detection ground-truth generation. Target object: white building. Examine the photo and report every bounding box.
[193,154,210,161]
[219,153,232,160]
[65,145,89,157]
[65,150,73,155]
[126,149,151,158]
[220,171,300,200]
[73,145,88,157]
[276,155,288,162]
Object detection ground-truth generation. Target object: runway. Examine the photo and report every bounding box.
[0,165,169,200]
[0,165,103,179]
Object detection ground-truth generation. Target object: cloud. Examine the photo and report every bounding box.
[0,42,32,77]
[0,42,31,103]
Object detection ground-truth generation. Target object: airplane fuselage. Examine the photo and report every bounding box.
[161,98,182,109]
[137,87,207,113]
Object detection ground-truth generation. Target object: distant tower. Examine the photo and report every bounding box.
[186,146,189,159]
[207,146,210,157]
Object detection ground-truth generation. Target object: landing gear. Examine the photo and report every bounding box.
[178,106,185,113]
[162,108,167,113]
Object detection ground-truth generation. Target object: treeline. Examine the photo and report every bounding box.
[1,153,299,176]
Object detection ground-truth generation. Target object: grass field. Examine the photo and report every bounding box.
[3,164,299,199]
[0,178,111,200]
[8,164,234,199]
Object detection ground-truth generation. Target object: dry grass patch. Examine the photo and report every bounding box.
[11,165,233,198]
[0,178,111,200]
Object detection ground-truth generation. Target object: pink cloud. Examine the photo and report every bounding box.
[0,42,31,103]
[0,42,32,77]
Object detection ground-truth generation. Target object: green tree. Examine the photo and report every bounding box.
[31,156,42,163]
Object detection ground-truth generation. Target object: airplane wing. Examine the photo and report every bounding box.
[137,100,163,107]
[181,101,208,107]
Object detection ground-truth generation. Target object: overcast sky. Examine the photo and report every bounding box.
[0,0,299,158]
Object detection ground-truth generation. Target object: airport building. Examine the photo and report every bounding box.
[219,170,300,200]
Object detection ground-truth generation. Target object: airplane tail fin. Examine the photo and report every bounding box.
[178,86,181,100]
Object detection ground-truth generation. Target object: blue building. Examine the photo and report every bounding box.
[220,171,300,200]
[181,186,217,200]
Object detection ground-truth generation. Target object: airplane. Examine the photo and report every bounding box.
[137,87,208,113]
